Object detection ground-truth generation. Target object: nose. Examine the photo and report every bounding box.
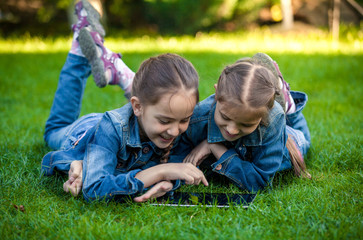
[226,123,239,135]
[167,123,180,137]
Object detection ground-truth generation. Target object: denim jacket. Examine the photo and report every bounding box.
[42,103,185,202]
[182,95,290,192]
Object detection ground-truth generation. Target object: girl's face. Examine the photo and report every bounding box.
[132,90,197,149]
[214,100,262,141]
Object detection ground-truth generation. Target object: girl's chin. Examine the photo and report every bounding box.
[224,135,239,141]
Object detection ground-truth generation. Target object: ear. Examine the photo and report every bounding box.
[130,96,143,117]
[214,84,218,99]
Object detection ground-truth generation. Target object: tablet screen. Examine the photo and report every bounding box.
[151,192,256,208]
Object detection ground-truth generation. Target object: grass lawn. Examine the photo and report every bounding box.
[0,30,362,239]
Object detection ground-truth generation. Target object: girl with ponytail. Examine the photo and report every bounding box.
[183,53,311,192]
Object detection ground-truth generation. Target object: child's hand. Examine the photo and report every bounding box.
[135,162,208,188]
[133,181,173,203]
[161,163,209,186]
[63,160,83,196]
[183,140,211,166]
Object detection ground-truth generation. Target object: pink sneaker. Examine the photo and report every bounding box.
[78,28,123,88]
[252,53,295,113]
[272,61,295,113]
[72,0,105,37]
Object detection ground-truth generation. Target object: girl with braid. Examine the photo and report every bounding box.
[41,0,207,203]
[183,53,311,192]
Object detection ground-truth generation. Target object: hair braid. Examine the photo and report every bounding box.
[159,142,174,163]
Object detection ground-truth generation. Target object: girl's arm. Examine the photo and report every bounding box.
[133,181,174,202]
[135,162,208,187]
[82,112,207,202]
[133,163,209,202]
[81,114,142,202]
[211,113,286,192]
[184,139,227,166]
[64,161,208,201]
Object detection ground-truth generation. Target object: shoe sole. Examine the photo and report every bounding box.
[81,0,105,37]
[252,53,287,112]
[78,28,107,88]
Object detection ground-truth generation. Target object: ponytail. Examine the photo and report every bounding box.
[286,135,311,179]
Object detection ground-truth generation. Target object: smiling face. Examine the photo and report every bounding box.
[132,90,197,149]
[214,100,262,141]
[213,61,275,142]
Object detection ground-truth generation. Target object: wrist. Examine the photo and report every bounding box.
[209,143,228,159]
[135,165,164,188]
[155,163,169,181]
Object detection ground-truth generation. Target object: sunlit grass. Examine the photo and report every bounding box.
[0,30,362,239]
[1,29,362,54]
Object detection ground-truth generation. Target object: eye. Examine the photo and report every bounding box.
[180,117,190,123]
[221,113,230,121]
[158,119,170,125]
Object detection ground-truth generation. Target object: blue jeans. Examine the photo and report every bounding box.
[278,91,310,172]
[41,53,157,199]
[286,91,311,156]
[44,53,102,150]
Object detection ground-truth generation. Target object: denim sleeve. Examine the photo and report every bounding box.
[211,114,286,193]
[41,151,75,176]
[41,127,93,176]
[82,113,144,202]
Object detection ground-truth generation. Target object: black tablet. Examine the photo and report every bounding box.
[151,192,256,208]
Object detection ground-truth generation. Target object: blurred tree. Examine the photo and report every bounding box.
[233,0,273,29]
[0,0,361,37]
[104,0,146,31]
[332,0,341,41]
[0,0,72,36]
[103,0,240,35]
[281,0,293,29]
[144,0,225,34]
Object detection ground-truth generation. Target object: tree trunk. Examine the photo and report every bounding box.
[281,0,294,30]
[332,0,341,41]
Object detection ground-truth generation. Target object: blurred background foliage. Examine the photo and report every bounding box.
[0,0,362,37]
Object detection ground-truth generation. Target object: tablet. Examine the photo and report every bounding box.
[150,192,256,208]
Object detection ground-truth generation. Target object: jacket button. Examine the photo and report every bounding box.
[215,164,222,170]
[142,147,149,153]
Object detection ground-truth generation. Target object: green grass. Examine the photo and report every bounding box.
[0,31,362,239]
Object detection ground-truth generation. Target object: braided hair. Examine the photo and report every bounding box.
[159,142,174,163]
[216,59,280,125]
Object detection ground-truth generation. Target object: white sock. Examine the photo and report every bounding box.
[104,46,135,92]
[69,32,85,57]
[286,93,296,114]
[278,77,296,114]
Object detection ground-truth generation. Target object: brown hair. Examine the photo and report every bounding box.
[286,135,311,178]
[132,53,199,163]
[215,59,280,124]
[131,53,199,105]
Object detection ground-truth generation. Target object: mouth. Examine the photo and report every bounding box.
[159,134,174,144]
[223,129,240,139]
